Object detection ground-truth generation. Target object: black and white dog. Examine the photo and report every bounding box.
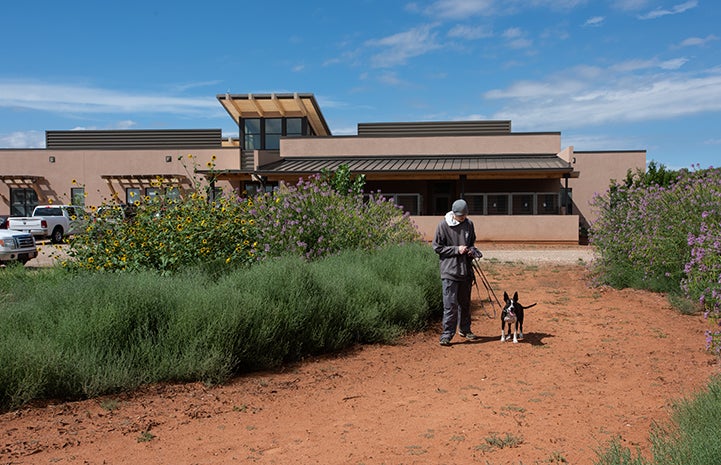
[501,291,537,343]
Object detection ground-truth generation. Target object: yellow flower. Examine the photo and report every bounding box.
[225,257,231,263]
[71,179,77,185]
[88,257,94,263]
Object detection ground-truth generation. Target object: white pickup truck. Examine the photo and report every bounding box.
[6,205,87,244]
[0,228,37,265]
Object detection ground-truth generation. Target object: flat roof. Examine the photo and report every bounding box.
[217,93,332,137]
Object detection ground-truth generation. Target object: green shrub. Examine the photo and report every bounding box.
[0,243,440,411]
[595,375,721,465]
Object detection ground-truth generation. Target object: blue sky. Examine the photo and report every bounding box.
[1,0,719,169]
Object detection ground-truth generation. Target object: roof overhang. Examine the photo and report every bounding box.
[217,93,332,137]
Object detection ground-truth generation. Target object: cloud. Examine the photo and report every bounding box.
[416,0,497,19]
[611,0,652,11]
[447,24,493,40]
[611,57,688,72]
[0,80,221,117]
[583,16,605,26]
[677,34,719,48]
[638,0,698,19]
[414,0,589,19]
[501,27,532,48]
[0,130,45,148]
[366,24,443,68]
[484,67,721,131]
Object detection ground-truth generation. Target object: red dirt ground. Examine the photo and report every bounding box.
[2,261,719,465]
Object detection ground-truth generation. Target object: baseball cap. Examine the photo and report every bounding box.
[452,199,468,215]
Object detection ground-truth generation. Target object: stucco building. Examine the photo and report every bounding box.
[0,92,645,243]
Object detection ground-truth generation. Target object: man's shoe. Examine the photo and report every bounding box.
[459,331,479,341]
[439,338,451,346]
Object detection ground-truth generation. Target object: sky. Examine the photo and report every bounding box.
[1,0,720,170]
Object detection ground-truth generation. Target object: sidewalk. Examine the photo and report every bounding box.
[477,243,595,265]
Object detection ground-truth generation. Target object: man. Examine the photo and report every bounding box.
[432,198,482,346]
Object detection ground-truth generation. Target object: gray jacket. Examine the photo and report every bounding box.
[432,211,477,281]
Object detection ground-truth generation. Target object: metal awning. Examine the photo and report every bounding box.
[217,92,332,137]
[197,154,578,181]
[257,154,573,174]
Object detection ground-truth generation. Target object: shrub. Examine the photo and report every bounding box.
[590,165,721,356]
[594,375,721,465]
[67,159,421,273]
[0,243,441,411]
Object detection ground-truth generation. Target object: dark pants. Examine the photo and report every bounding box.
[440,278,473,340]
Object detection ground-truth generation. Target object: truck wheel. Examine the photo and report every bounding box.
[51,227,64,244]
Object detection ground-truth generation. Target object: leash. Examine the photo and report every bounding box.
[472,259,503,318]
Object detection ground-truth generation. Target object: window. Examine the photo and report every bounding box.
[166,187,181,202]
[242,117,308,150]
[126,188,141,205]
[10,188,38,216]
[512,194,534,215]
[487,194,508,215]
[243,118,261,150]
[71,187,85,207]
[264,118,282,150]
[286,118,303,135]
[369,193,422,215]
[464,194,484,215]
[537,194,559,215]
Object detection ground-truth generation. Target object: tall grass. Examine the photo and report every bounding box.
[594,375,721,465]
[0,243,441,411]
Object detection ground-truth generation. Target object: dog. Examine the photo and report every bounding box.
[501,291,537,343]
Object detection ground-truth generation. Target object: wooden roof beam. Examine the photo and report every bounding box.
[248,94,265,117]
[271,93,287,117]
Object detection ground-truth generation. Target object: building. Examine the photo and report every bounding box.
[0,92,645,243]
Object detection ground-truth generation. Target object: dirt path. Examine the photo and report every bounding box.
[2,261,719,465]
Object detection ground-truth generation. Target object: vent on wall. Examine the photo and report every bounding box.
[46,129,223,149]
[357,121,512,137]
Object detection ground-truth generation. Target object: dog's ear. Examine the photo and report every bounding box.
[513,291,518,301]
[504,291,509,300]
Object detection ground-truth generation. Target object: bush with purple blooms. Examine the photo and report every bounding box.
[590,165,721,356]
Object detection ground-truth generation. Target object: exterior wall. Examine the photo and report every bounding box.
[565,150,646,228]
[412,214,580,243]
[0,147,239,212]
[281,133,562,157]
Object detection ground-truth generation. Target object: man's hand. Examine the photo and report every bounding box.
[458,245,468,255]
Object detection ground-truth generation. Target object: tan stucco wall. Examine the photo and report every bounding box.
[281,133,562,157]
[0,148,239,211]
[566,150,646,227]
[412,214,580,243]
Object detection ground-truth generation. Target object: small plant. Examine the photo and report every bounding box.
[480,432,524,450]
[137,431,155,443]
[99,398,119,411]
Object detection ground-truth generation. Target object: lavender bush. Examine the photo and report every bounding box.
[590,165,721,356]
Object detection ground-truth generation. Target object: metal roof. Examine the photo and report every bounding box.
[255,154,573,175]
[217,93,332,137]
